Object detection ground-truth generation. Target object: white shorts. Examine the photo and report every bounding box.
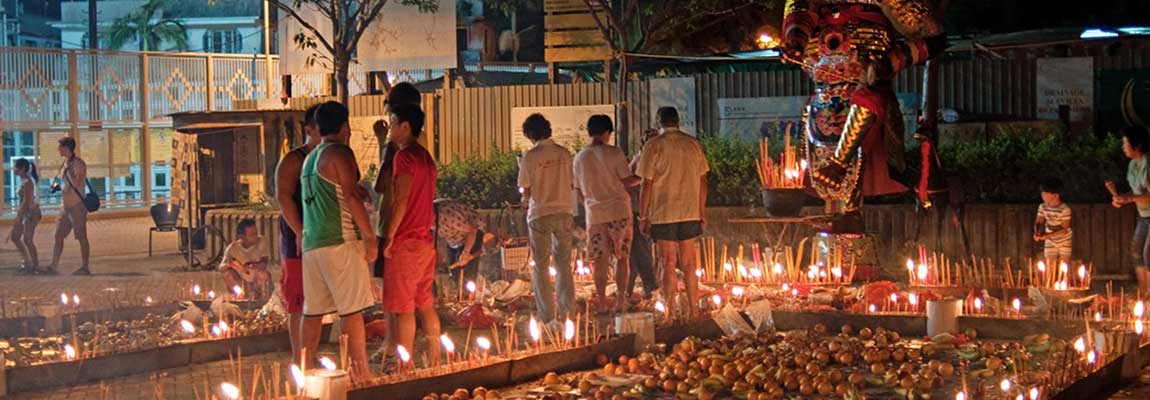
[302,240,375,317]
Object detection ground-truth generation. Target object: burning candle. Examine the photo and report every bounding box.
[916,264,928,283]
[211,325,223,337]
[466,281,477,301]
[180,319,196,335]
[529,317,542,349]
[831,266,843,279]
[773,263,784,276]
[1012,298,1022,316]
[1000,378,1012,393]
[654,301,667,315]
[974,297,983,314]
[1096,311,1103,322]
[711,294,722,308]
[1087,350,1097,365]
[1037,261,1046,274]
[64,344,76,360]
[476,337,491,361]
[72,295,79,306]
[440,334,456,362]
[1029,387,1039,400]
[60,293,69,305]
[751,268,762,279]
[1078,265,1087,284]
[1136,319,1144,335]
[145,296,153,305]
[1135,301,1145,318]
[291,364,306,393]
[232,285,244,299]
[908,293,919,310]
[868,304,876,314]
[781,283,790,291]
[956,391,966,400]
[564,319,575,346]
[208,290,216,300]
[791,288,799,297]
[192,284,201,296]
[305,356,349,400]
[548,266,557,278]
[1074,337,1086,353]
[732,286,745,297]
[695,268,704,278]
[220,382,240,400]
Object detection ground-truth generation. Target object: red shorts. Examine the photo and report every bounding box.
[280,258,304,314]
[382,239,436,314]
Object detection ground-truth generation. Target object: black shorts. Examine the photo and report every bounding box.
[650,221,703,242]
[373,237,386,278]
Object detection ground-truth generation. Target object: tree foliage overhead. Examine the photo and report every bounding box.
[271,0,439,101]
[104,0,189,51]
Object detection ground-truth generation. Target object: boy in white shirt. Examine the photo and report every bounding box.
[636,107,709,321]
[518,114,576,323]
[573,115,642,313]
[220,218,272,300]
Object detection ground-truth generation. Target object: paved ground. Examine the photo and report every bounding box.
[0,216,246,317]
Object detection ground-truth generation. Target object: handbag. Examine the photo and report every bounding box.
[61,159,101,212]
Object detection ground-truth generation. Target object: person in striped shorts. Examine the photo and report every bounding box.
[1034,177,1072,268]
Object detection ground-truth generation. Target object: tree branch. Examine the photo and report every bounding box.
[581,0,618,51]
[347,0,392,53]
[271,0,337,54]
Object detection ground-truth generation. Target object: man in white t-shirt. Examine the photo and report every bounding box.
[219,218,272,300]
[635,107,709,321]
[518,113,576,323]
[574,115,642,313]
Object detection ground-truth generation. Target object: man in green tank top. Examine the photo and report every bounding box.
[299,101,377,384]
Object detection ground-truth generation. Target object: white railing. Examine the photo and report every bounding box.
[1,46,280,124]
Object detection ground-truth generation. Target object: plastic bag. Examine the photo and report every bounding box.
[713,304,754,336]
[746,300,775,333]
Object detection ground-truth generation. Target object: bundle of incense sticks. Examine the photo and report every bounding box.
[905,246,1093,291]
[756,135,806,189]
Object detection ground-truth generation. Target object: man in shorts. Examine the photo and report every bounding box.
[300,101,377,383]
[573,115,641,313]
[48,137,91,275]
[636,107,709,321]
[275,103,321,365]
[382,103,442,368]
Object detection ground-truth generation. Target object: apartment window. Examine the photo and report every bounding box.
[203,29,243,53]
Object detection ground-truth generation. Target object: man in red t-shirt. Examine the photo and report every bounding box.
[381,103,442,368]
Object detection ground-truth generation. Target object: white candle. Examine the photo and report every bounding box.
[304,369,349,400]
[220,382,240,400]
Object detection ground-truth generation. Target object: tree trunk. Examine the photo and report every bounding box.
[335,54,350,104]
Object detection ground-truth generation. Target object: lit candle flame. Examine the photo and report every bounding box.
[695,268,704,278]
[211,326,222,337]
[180,319,195,334]
[64,344,76,360]
[1001,378,1012,392]
[1078,265,1087,280]
[712,294,722,307]
[908,293,918,306]
[290,364,305,388]
[801,159,808,170]
[1016,395,1025,400]
[916,264,928,281]
[781,283,789,291]
[956,392,966,400]
[1037,261,1046,273]
[145,296,153,305]
[208,290,216,300]
[220,383,240,400]
[1096,311,1102,322]
[564,319,575,341]
[1135,301,1145,318]
[906,259,915,273]
[529,317,542,342]
[732,286,745,297]
[232,285,243,297]
[397,344,411,363]
[724,262,733,272]
[466,281,477,293]
[441,334,455,353]
[1136,319,1144,335]
[72,295,79,306]
[1059,262,1068,274]
[218,320,229,333]
[751,268,763,278]
[548,266,557,277]
[1087,350,1097,364]
[889,293,898,303]
[974,297,983,311]
[738,265,749,277]
[477,337,491,350]
[791,288,799,297]
[1029,387,1039,400]
[320,356,337,370]
[518,187,525,194]
[193,284,201,295]
[654,301,666,314]
[1074,337,1086,353]
[869,304,876,313]
[774,263,784,275]
[61,293,69,305]
[1013,298,1022,313]
[831,266,843,278]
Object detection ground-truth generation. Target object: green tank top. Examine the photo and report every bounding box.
[301,142,361,251]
